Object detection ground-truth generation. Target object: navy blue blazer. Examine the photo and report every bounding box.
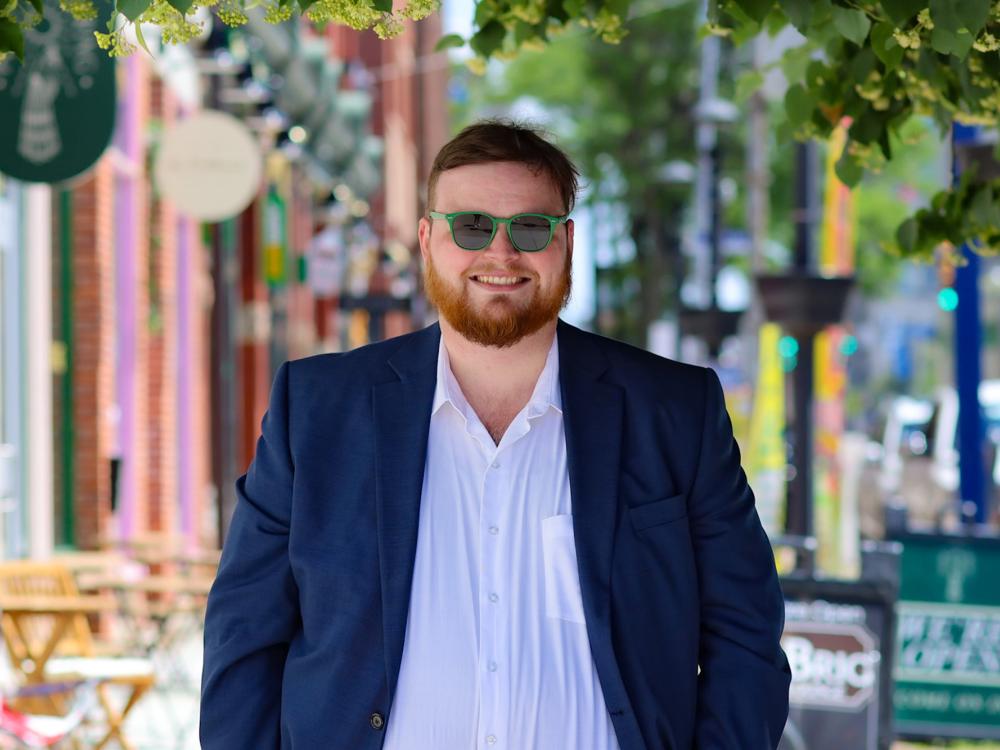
[201,320,790,749]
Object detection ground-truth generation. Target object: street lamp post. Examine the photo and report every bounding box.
[754,140,855,571]
[680,97,744,360]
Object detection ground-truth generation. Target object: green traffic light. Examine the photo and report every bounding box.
[779,335,799,358]
[938,287,959,311]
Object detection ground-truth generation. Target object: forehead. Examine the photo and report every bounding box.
[434,161,563,214]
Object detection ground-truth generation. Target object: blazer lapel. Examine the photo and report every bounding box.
[372,323,440,705]
[558,320,645,749]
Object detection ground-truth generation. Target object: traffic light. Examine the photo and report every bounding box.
[839,333,858,356]
[779,334,798,372]
[938,287,959,311]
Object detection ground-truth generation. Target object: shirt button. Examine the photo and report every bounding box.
[488,660,498,672]
[488,525,499,535]
[492,460,501,469]
[370,712,385,730]
[488,592,499,603]
[486,735,497,745]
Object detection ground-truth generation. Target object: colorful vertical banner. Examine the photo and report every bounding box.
[747,323,787,540]
[819,123,857,276]
[264,186,287,286]
[813,122,858,577]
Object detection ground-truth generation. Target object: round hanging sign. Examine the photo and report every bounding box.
[154,109,262,222]
[0,0,117,183]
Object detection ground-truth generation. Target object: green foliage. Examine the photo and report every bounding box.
[712,0,1000,260]
[0,0,632,62]
[0,16,24,60]
[851,118,944,293]
[0,0,440,60]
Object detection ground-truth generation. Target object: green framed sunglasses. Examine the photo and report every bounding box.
[428,210,568,252]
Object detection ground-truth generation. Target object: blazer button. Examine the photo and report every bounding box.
[370,712,385,730]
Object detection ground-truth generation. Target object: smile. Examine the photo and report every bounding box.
[471,275,530,288]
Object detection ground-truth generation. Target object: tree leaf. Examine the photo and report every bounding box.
[133,20,152,55]
[880,0,922,25]
[0,17,24,61]
[776,0,812,33]
[372,0,392,12]
[562,0,583,19]
[784,83,816,126]
[780,43,813,85]
[763,4,787,36]
[297,0,317,11]
[849,110,884,145]
[847,47,875,83]
[27,0,44,16]
[542,0,567,22]
[725,4,764,45]
[878,126,892,160]
[117,0,153,22]
[896,216,918,252]
[513,20,535,45]
[607,0,630,20]
[930,26,974,59]
[835,146,864,187]
[734,69,764,104]
[434,32,465,51]
[870,21,903,68]
[731,0,773,24]
[831,6,870,46]
[469,19,506,58]
[165,0,194,14]
[970,183,1000,228]
[475,0,495,28]
[954,0,991,38]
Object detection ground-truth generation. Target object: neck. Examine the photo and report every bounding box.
[439,318,558,400]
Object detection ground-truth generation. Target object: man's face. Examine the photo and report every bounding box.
[418,161,574,348]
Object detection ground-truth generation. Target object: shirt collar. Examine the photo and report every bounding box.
[431,332,562,420]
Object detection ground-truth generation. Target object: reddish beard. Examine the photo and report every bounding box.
[423,252,572,348]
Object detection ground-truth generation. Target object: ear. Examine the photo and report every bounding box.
[565,218,574,263]
[418,216,432,265]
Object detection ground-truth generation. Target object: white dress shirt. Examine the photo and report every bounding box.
[382,332,622,750]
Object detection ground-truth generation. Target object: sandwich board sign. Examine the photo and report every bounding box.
[781,578,895,750]
[891,531,1000,740]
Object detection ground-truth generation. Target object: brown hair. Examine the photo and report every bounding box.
[426,119,580,215]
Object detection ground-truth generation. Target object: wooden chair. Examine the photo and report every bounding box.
[0,561,155,750]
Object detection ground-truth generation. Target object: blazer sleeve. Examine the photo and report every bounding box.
[200,361,300,749]
[691,366,791,749]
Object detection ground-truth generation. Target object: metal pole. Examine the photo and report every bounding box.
[951,125,988,526]
[787,140,818,543]
[954,244,987,523]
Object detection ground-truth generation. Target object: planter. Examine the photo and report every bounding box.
[754,273,855,335]
[679,306,744,356]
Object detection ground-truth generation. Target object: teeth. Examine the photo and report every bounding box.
[476,276,523,285]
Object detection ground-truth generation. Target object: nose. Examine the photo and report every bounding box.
[481,222,519,260]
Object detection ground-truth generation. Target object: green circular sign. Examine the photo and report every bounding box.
[0,0,116,183]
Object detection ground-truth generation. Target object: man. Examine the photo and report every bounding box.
[201,120,790,750]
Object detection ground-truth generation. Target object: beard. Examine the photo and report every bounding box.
[423,252,572,348]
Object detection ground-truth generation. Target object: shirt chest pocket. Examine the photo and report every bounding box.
[540,514,587,625]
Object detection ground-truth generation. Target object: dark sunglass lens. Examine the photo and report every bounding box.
[452,213,494,249]
[510,216,551,251]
